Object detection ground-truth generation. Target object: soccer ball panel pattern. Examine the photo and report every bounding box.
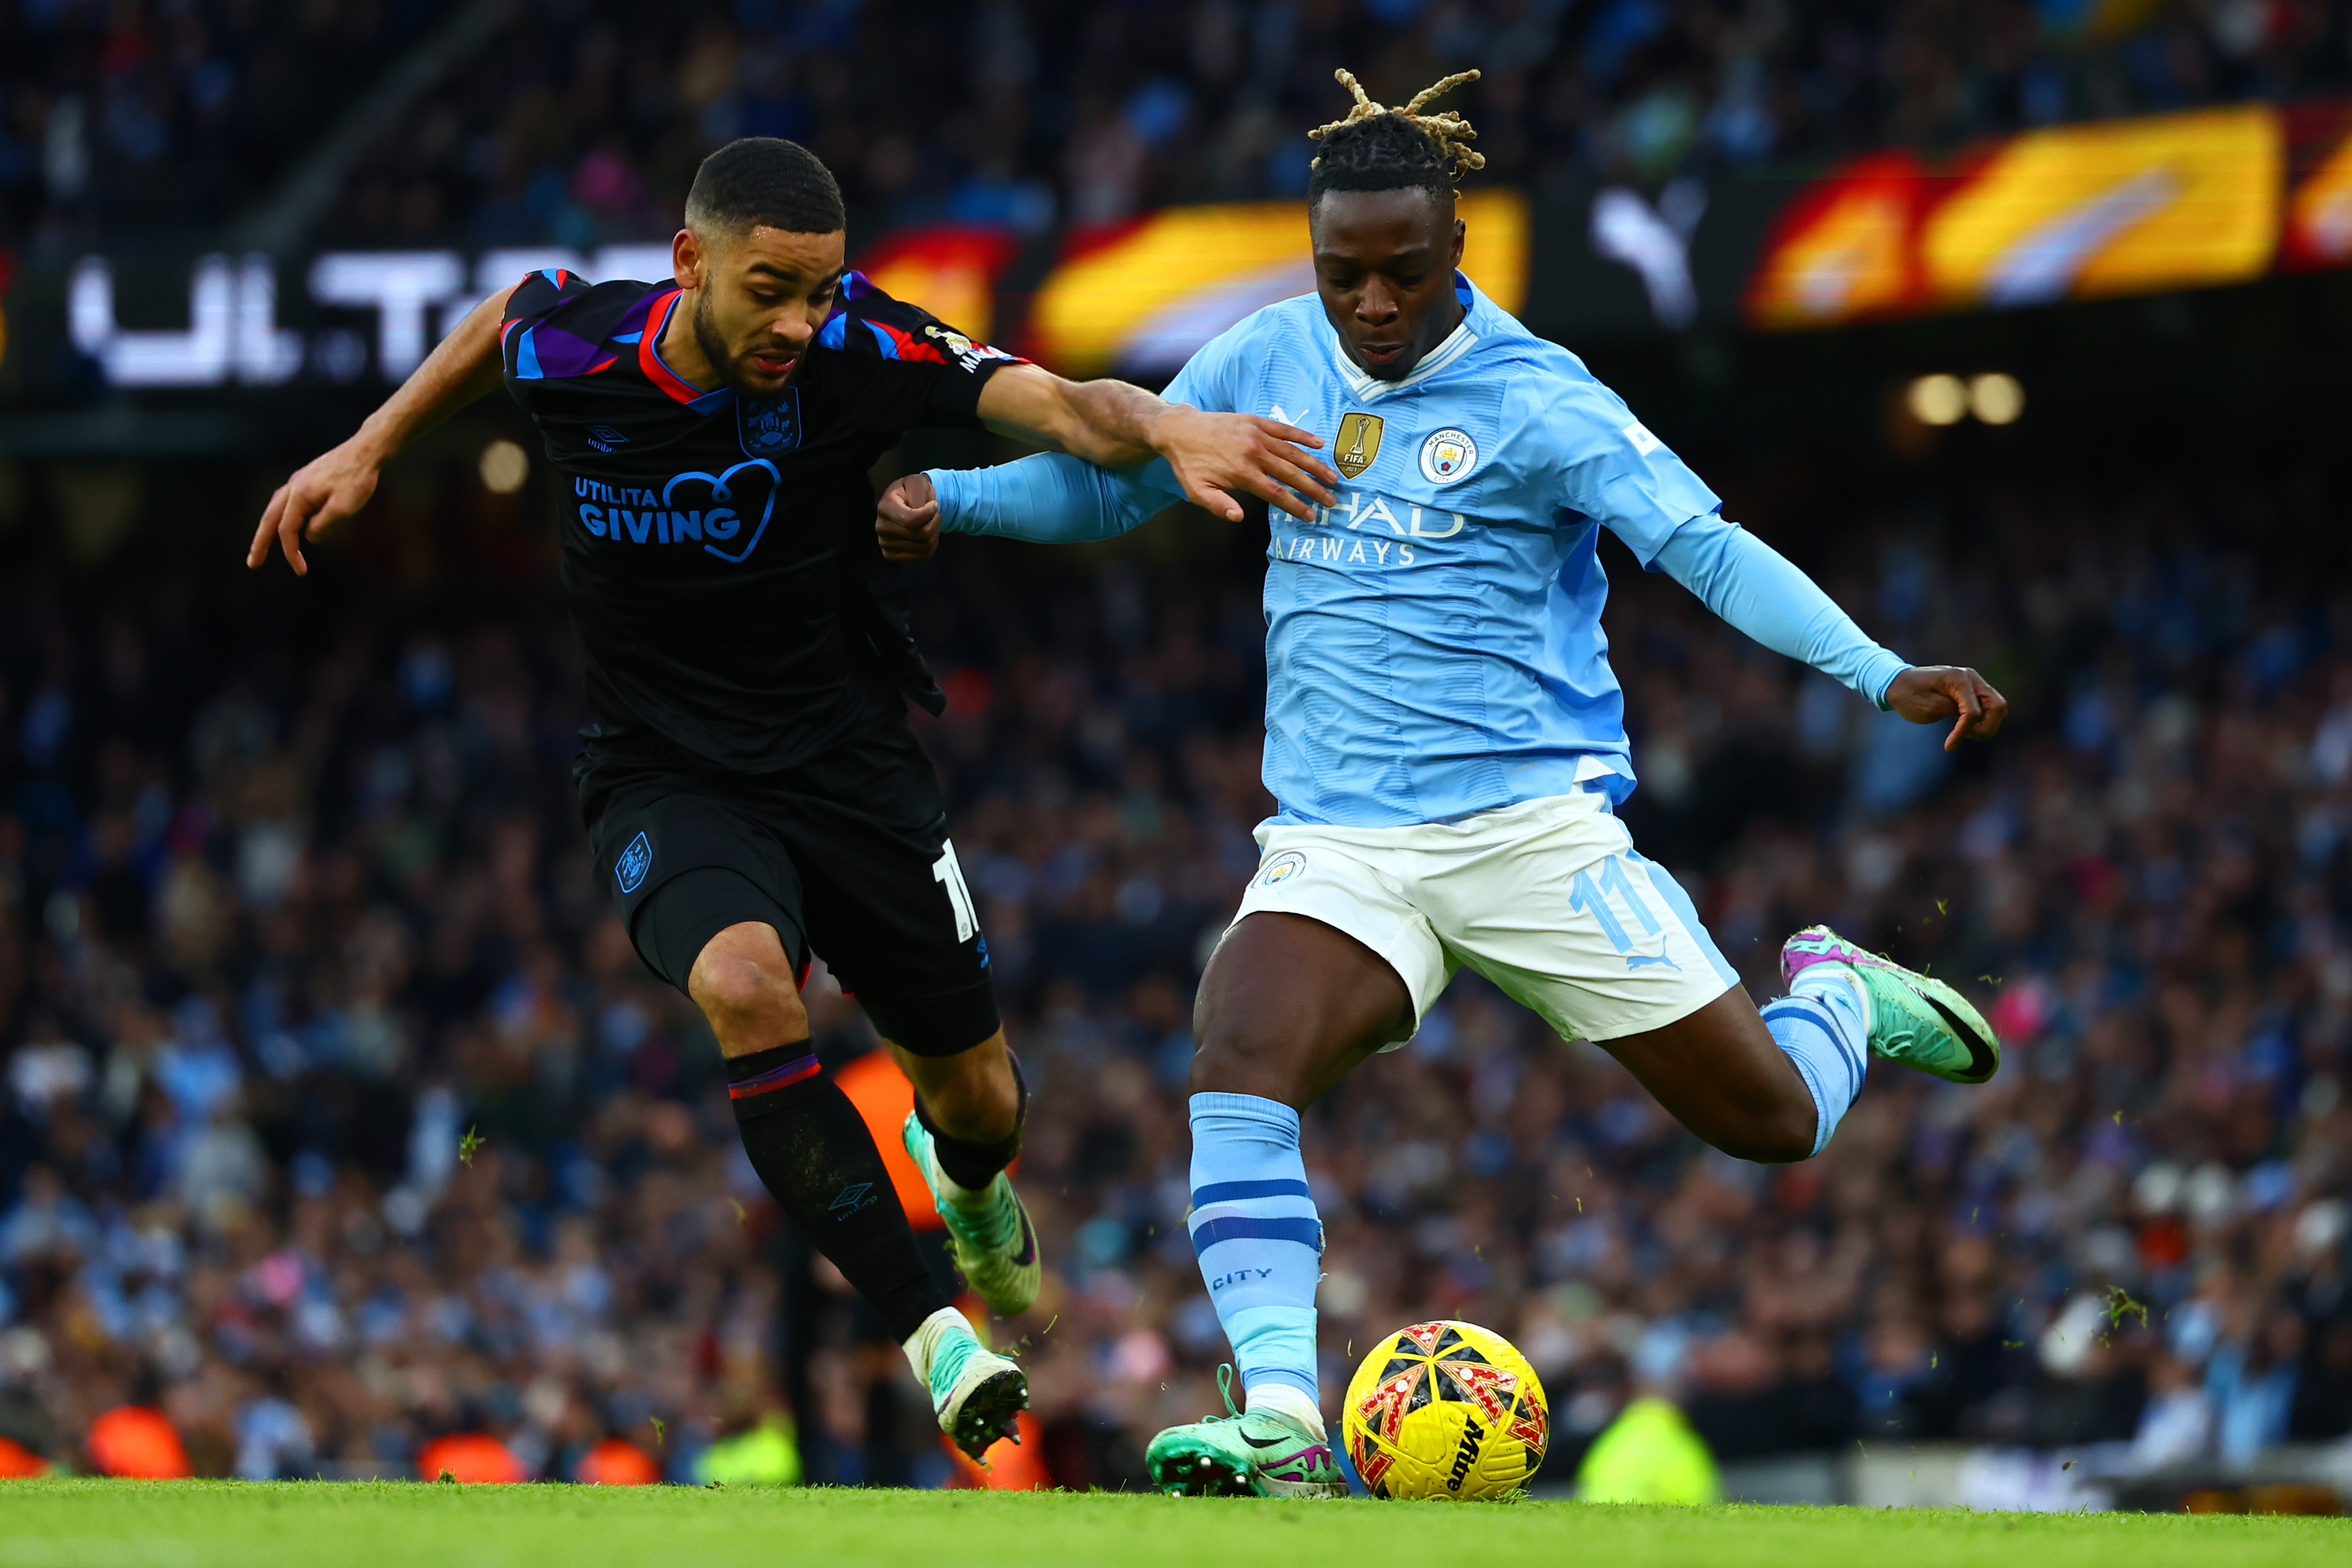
[1340,1319,1548,1501]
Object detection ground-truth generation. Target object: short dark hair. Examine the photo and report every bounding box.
[685,137,845,236]
[1307,69,1484,213]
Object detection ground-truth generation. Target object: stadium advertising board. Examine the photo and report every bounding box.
[1747,101,2347,328]
[9,96,2352,410]
[54,245,676,390]
[2283,101,2352,272]
[1026,189,1529,378]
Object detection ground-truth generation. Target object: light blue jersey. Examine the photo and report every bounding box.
[929,274,1908,828]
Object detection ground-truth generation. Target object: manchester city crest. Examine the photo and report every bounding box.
[737,389,801,457]
[1257,850,1308,887]
[1419,426,1478,485]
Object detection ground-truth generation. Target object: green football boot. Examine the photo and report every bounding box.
[918,1312,1029,1463]
[1780,924,2000,1084]
[903,1113,1042,1317]
[1145,1367,1346,1498]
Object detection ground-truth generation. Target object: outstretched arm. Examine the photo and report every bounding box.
[246,283,516,576]
[1654,512,2006,750]
[974,364,1337,523]
[875,454,1182,563]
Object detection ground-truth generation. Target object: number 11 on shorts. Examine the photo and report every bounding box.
[1569,854,1680,971]
[933,841,978,943]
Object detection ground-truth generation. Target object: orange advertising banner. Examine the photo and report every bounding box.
[851,226,1022,345]
[1748,102,2329,328]
[1029,189,1528,377]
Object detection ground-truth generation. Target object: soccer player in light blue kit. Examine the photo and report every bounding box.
[877,69,2011,1497]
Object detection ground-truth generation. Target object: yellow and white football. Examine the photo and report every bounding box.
[1341,1319,1549,1500]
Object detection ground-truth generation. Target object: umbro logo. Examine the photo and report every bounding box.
[829,1182,876,1219]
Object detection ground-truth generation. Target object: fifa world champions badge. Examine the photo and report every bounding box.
[1334,413,1384,478]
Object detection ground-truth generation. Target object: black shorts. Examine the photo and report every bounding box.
[577,721,998,1056]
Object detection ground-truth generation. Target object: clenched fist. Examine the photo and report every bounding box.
[876,473,942,563]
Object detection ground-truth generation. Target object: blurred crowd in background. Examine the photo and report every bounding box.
[0,427,2347,1487]
[9,0,2352,253]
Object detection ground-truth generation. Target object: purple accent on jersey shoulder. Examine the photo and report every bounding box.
[616,287,663,337]
[814,271,875,348]
[515,322,612,381]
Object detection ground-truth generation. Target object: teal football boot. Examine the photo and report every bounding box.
[1145,1367,1346,1498]
[1781,924,2000,1085]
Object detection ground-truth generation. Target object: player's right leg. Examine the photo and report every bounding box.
[678,918,1024,1459]
[1146,907,1424,1498]
[580,767,1023,1460]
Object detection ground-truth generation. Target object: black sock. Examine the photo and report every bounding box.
[727,1042,951,1342]
[915,1047,1029,1193]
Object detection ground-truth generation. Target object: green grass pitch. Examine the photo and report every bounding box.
[0,1480,2340,1567]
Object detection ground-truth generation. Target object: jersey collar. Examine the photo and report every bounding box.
[638,289,734,414]
[1323,271,1481,405]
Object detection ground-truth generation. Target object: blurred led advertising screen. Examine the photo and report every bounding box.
[851,227,1022,348]
[56,245,677,390]
[2283,102,2352,272]
[1029,189,1528,378]
[1746,103,2317,328]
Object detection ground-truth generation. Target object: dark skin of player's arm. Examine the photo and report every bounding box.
[248,219,1340,1155]
[893,187,2014,1161]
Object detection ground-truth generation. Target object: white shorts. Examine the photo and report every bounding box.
[1225,791,1738,1048]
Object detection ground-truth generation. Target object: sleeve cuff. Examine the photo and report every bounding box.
[1865,652,1911,711]
[923,469,968,532]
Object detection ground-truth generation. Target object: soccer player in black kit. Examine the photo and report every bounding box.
[249,137,1343,1459]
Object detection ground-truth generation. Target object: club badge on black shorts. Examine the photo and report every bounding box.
[615,831,652,894]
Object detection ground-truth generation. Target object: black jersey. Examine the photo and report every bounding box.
[499,268,1021,770]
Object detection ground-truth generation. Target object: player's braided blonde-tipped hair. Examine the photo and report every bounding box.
[1308,68,1485,180]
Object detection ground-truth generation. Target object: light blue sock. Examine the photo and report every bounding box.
[1761,963,1870,1157]
[1187,1092,1323,1406]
